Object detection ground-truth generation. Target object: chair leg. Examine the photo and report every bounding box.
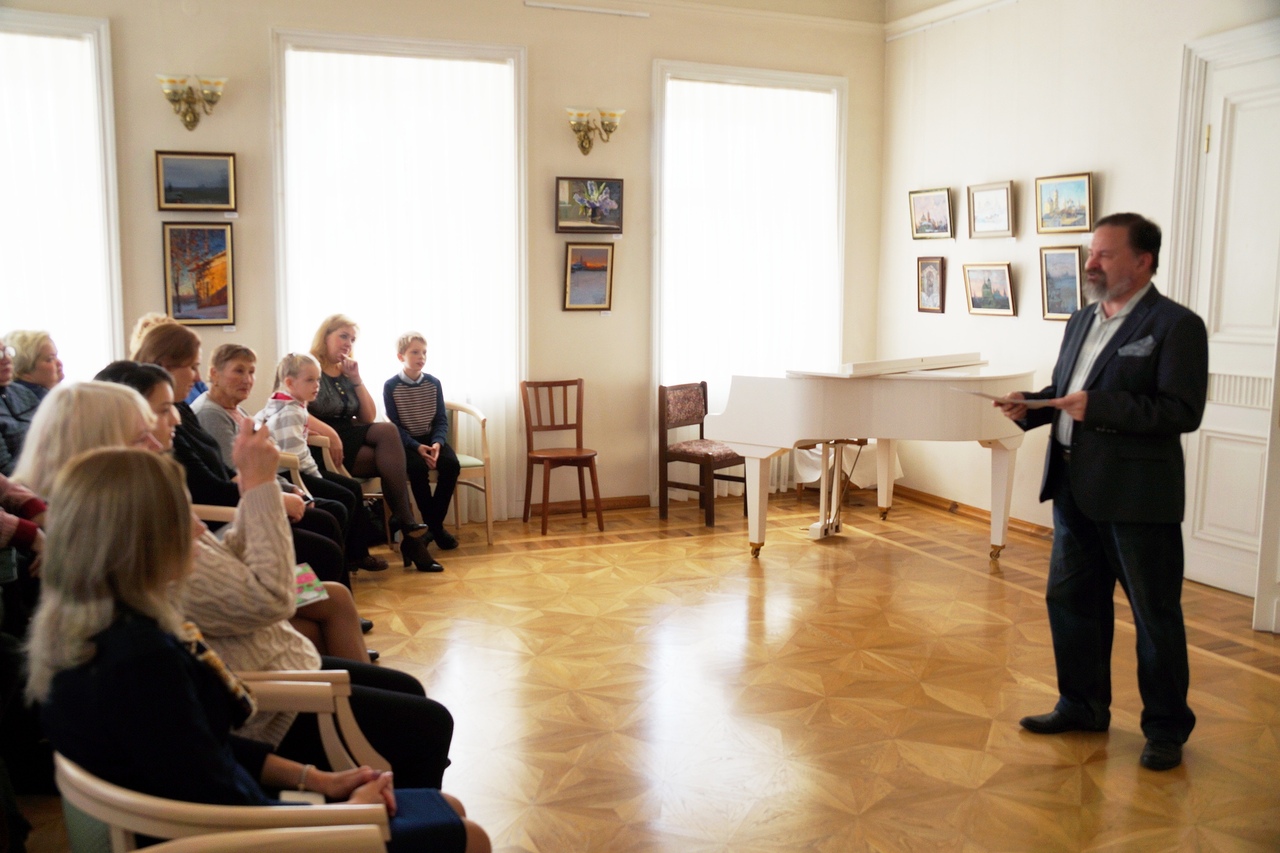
[541,462,553,535]
[577,466,588,519]
[588,459,604,531]
[659,462,669,520]
[482,481,494,546]
[701,464,716,527]
[523,460,535,523]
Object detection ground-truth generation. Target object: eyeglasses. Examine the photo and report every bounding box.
[0,346,14,360]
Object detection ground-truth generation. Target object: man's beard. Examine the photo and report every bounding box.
[1084,271,1125,302]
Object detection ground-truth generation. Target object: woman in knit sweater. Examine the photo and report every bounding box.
[14,381,456,788]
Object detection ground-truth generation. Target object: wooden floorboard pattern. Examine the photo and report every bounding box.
[21,491,1280,851]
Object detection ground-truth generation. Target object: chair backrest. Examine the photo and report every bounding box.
[520,379,585,450]
[659,382,709,435]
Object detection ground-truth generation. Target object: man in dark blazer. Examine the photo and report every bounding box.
[996,212,1208,771]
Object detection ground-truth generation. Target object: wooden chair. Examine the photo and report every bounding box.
[658,382,746,527]
[308,434,392,546]
[437,401,493,545]
[520,379,604,535]
[147,825,385,853]
[56,753,390,853]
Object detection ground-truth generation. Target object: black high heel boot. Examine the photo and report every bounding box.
[401,532,443,572]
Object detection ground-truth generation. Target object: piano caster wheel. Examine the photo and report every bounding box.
[989,544,1005,560]
[878,507,889,520]
[750,543,763,558]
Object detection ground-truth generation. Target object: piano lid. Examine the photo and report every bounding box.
[786,352,984,379]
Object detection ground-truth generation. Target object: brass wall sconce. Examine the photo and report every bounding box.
[566,107,624,155]
[156,73,228,131]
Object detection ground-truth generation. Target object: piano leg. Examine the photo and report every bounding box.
[980,435,1023,559]
[808,440,844,540]
[744,455,771,557]
[876,439,896,520]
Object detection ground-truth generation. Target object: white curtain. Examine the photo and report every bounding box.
[280,44,521,522]
[0,22,117,377]
[657,70,844,493]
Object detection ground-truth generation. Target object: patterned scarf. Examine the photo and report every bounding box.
[177,621,257,727]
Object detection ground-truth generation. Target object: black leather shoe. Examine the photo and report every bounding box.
[360,618,374,634]
[355,555,389,572]
[1140,739,1182,771]
[401,535,444,573]
[1019,710,1109,734]
[431,529,459,550]
[367,650,380,663]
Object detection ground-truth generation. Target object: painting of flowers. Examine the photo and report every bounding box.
[556,177,624,233]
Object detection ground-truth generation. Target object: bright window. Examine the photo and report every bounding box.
[276,32,524,519]
[0,11,120,376]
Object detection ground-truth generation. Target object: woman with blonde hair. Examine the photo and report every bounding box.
[308,315,439,572]
[17,381,456,789]
[29,447,488,852]
[5,330,63,401]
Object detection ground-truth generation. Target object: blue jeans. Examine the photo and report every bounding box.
[1047,472,1196,743]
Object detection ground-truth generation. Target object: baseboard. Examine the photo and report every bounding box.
[892,485,1053,540]
[532,495,650,516]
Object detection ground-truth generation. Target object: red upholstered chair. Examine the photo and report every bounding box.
[659,382,745,527]
[520,379,604,535]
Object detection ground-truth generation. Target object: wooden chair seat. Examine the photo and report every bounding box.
[520,379,604,535]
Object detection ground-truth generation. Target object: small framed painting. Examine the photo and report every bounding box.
[163,223,235,325]
[556,177,624,233]
[909,188,953,239]
[967,180,1013,239]
[156,151,236,211]
[962,263,1015,316]
[917,257,944,313]
[1034,172,1092,233]
[564,242,614,310]
[1040,246,1083,320]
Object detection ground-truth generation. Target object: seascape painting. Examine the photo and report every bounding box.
[564,243,614,310]
[1041,246,1082,320]
[1035,173,1092,233]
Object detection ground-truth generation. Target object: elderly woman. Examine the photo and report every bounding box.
[131,323,349,588]
[5,330,63,401]
[191,344,386,573]
[308,315,439,573]
[15,382,456,789]
[93,362,373,661]
[0,335,40,477]
[27,447,489,852]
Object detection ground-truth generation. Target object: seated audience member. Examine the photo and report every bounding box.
[5,330,63,402]
[0,471,44,638]
[28,448,489,853]
[308,314,441,573]
[195,345,385,573]
[128,312,208,404]
[15,382,456,788]
[384,332,460,551]
[0,337,39,477]
[131,324,350,588]
[93,363,376,662]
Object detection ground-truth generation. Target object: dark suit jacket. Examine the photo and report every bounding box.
[1021,286,1208,524]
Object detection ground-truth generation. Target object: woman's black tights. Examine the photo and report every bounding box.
[350,422,416,524]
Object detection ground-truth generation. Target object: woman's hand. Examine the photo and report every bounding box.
[347,770,396,816]
[339,356,362,386]
[232,421,280,493]
[281,492,307,522]
[311,766,381,800]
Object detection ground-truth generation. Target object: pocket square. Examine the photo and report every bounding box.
[1119,335,1155,357]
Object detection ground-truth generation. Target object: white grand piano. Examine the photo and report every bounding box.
[704,353,1034,559]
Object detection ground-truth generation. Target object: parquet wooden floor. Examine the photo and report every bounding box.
[21,491,1280,852]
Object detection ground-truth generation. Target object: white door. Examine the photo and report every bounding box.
[1173,20,1280,616]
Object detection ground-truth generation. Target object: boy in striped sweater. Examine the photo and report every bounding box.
[383,332,460,550]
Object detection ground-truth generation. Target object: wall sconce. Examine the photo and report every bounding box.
[156,74,228,131]
[566,107,624,156]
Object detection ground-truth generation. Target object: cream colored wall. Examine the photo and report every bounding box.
[13,0,884,505]
[877,0,1279,527]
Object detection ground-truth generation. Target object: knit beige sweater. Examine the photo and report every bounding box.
[176,481,321,746]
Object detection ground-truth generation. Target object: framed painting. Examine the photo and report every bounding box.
[908,188,953,239]
[1034,172,1092,233]
[163,223,235,325]
[917,257,944,313]
[962,263,1015,316]
[556,177,624,233]
[564,242,614,310]
[1040,246,1083,320]
[967,180,1013,238]
[156,151,236,211]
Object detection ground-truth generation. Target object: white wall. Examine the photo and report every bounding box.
[10,0,885,511]
[878,0,1279,527]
